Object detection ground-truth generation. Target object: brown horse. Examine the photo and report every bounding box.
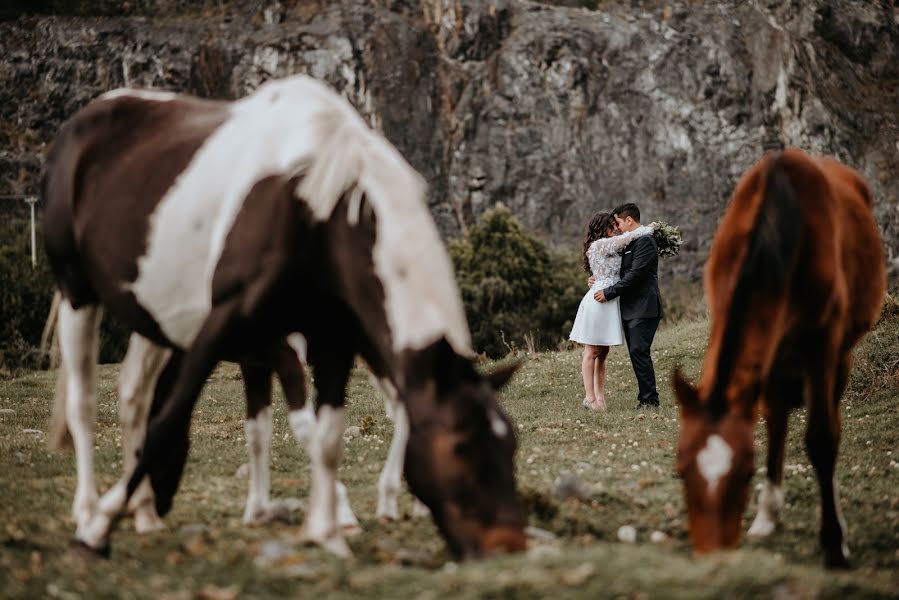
[673,148,886,568]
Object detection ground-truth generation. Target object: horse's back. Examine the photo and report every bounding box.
[814,155,886,331]
[778,149,885,335]
[42,89,232,334]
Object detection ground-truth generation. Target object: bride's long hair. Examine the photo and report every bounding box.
[582,212,617,273]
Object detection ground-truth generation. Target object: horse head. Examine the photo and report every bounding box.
[673,367,756,554]
[401,339,526,559]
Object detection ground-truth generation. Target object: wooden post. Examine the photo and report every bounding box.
[25,196,37,267]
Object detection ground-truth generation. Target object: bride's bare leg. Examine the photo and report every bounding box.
[592,346,610,410]
[581,345,598,405]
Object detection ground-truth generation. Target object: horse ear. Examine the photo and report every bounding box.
[485,360,521,391]
[672,366,700,415]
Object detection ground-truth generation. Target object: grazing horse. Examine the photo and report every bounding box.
[673,148,886,568]
[42,75,525,559]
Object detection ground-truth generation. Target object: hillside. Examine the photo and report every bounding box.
[1,0,897,283]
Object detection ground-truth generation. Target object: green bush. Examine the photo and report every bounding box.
[449,205,584,358]
[0,218,129,372]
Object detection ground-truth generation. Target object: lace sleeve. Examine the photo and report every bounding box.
[590,225,654,256]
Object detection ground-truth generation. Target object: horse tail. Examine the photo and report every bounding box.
[708,152,803,416]
[47,291,73,450]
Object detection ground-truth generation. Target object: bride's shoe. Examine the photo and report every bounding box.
[582,397,594,409]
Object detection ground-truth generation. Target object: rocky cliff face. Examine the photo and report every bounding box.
[2,0,897,281]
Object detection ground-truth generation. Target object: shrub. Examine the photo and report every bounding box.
[0,217,129,372]
[449,205,584,358]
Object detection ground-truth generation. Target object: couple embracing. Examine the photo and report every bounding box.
[569,203,663,412]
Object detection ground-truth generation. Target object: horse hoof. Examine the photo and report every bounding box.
[302,529,352,558]
[747,518,776,539]
[69,538,110,560]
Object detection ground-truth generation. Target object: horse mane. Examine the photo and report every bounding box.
[280,76,471,356]
[706,153,803,419]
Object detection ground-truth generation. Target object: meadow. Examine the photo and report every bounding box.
[1,310,897,599]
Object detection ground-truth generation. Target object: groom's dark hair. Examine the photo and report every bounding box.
[613,203,640,223]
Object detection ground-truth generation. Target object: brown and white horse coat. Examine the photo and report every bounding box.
[43,75,524,559]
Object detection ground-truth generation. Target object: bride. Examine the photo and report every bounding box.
[569,212,655,411]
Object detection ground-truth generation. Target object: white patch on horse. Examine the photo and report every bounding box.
[243,405,273,524]
[377,392,408,521]
[288,402,316,449]
[286,332,308,364]
[303,404,350,556]
[747,480,784,538]
[696,434,733,494]
[117,334,170,533]
[57,300,102,533]
[489,409,509,439]
[100,89,178,102]
[129,76,383,347]
[286,76,472,356]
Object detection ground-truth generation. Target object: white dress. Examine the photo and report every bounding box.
[568,226,654,346]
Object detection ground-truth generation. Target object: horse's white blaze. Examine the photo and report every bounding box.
[748,480,783,537]
[489,409,509,439]
[243,405,273,523]
[696,434,733,494]
[377,393,409,520]
[286,332,308,364]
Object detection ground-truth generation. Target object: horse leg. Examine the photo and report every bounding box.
[370,374,430,520]
[278,339,358,531]
[76,305,234,553]
[806,348,851,569]
[117,334,171,533]
[302,348,354,557]
[57,300,102,538]
[240,363,279,524]
[375,376,406,521]
[748,375,799,538]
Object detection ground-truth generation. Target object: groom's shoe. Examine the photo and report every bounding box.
[634,402,660,411]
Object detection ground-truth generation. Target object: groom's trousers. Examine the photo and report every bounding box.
[623,317,661,406]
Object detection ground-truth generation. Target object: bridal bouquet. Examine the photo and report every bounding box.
[652,222,682,258]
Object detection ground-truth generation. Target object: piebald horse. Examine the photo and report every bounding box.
[673,149,886,568]
[42,75,525,559]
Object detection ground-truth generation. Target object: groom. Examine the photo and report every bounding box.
[593,203,663,408]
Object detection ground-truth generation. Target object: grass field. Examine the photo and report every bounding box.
[1,312,897,599]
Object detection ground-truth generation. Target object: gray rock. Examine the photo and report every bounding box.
[343,425,361,438]
[552,471,591,501]
[525,525,557,542]
[0,409,16,419]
